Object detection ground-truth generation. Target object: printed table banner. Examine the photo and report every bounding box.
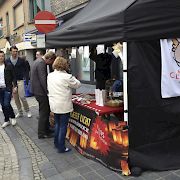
[66,103,130,175]
[160,38,180,98]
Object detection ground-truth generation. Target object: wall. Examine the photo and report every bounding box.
[50,0,88,15]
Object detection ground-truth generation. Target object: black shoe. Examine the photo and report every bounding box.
[47,128,54,134]
[38,134,54,139]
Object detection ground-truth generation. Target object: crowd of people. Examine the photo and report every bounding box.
[0,46,81,153]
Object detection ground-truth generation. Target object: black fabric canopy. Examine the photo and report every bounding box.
[46,0,180,47]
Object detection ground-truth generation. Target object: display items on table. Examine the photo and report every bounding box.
[105,79,123,107]
[95,89,106,106]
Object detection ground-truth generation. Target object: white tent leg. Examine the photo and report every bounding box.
[123,42,128,123]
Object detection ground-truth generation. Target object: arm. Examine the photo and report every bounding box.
[37,61,48,94]
[67,75,81,89]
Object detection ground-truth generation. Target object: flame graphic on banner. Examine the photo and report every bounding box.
[90,117,111,155]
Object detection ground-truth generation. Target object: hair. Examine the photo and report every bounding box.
[0,50,4,54]
[53,57,69,71]
[44,51,56,60]
[36,50,45,56]
[10,46,18,51]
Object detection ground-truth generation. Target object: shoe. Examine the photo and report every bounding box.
[10,118,16,126]
[26,111,32,118]
[1,121,10,128]
[15,113,23,118]
[38,134,54,139]
[58,147,71,153]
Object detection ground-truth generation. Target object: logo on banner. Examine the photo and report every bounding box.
[160,38,180,98]
[172,39,180,67]
[91,117,110,155]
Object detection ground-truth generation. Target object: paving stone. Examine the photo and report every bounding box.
[61,169,80,179]
[76,166,94,175]
[46,174,65,180]
[82,171,104,180]
[42,168,59,178]
[104,173,125,180]
[163,173,180,180]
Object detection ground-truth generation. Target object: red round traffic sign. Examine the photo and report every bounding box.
[35,11,57,34]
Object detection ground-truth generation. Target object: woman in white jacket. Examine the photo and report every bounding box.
[47,57,81,153]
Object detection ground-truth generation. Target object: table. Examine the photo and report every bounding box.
[66,100,130,175]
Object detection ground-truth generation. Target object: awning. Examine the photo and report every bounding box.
[46,0,180,48]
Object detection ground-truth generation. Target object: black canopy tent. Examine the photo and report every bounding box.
[46,0,180,47]
[46,0,180,172]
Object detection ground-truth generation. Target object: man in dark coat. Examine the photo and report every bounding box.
[30,51,56,139]
[6,46,31,118]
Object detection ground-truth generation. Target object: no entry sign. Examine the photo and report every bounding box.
[35,11,57,34]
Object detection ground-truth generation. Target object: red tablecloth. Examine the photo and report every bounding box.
[73,100,123,116]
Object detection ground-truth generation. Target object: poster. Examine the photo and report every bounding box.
[66,103,129,174]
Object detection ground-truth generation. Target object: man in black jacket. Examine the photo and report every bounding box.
[30,51,56,139]
[0,51,17,128]
[6,46,31,118]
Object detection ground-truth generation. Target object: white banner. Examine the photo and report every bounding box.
[160,38,180,98]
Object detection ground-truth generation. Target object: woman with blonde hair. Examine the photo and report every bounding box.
[47,57,81,153]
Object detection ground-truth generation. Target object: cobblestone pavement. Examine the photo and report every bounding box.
[0,97,180,180]
[0,126,19,180]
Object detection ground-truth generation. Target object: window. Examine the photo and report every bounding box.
[14,1,24,28]
[29,0,45,21]
[0,18,3,37]
[6,12,10,35]
[76,46,95,83]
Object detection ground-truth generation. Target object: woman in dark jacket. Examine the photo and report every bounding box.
[0,50,17,128]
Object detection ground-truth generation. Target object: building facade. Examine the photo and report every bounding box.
[0,0,89,66]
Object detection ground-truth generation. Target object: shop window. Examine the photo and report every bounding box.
[29,0,45,21]
[77,46,91,81]
[0,18,3,37]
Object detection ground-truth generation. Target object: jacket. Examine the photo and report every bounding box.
[47,70,81,114]
[4,62,17,91]
[30,58,48,96]
[6,57,29,85]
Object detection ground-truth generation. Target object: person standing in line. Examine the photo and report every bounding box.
[30,51,56,139]
[35,50,44,60]
[6,46,32,118]
[47,57,81,153]
[0,51,17,128]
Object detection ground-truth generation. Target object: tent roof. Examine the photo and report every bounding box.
[46,0,180,48]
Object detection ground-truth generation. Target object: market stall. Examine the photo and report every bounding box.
[66,95,129,173]
[46,0,180,175]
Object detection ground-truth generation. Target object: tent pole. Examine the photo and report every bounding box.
[123,42,128,123]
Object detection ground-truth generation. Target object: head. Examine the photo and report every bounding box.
[10,46,18,59]
[53,57,70,72]
[21,55,26,61]
[44,51,56,65]
[36,50,44,59]
[0,51,5,64]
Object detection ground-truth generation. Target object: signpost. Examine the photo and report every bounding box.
[34,11,57,34]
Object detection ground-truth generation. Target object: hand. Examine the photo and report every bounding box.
[13,87,17,94]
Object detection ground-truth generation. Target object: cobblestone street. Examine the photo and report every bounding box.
[0,97,180,180]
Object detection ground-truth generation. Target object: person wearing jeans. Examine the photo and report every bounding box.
[0,51,17,128]
[6,46,31,118]
[47,57,81,153]
[54,113,70,151]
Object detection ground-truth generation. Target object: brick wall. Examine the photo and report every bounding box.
[51,0,88,15]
